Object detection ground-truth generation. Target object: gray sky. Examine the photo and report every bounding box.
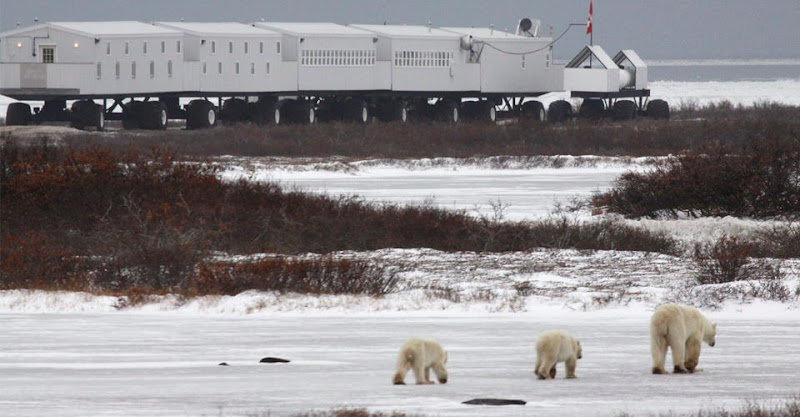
[1,0,798,60]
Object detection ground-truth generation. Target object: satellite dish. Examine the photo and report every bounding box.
[518,18,533,33]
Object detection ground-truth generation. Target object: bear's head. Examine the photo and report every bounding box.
[704,322,717,347]
[575,340,583,359]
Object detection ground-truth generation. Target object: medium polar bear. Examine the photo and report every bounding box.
[650,303,717,374]
[534,330,582,380]
[392,338,448,385]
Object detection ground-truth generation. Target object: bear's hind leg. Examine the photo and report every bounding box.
[668,333,689,373]
[393,361,411,385]
[412,362,432,384]
[684,338,701,373]
[537,356,556,380]
[651,335,668,374]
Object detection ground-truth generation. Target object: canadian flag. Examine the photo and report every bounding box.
[586,0,593,35]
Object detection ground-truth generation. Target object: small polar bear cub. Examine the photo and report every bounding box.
[650,303,717,374]
[534,330,582,380]
[392,338,448,385]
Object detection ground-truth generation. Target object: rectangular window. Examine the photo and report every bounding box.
[259,42,264,54]
[266,62,270,74]
[229,41,233,54]
[202,62,207,75]
[521,55,526,69]
[235,62,240,74]
[211,41,216,54]
[115,61,120,79]
[250,62,255,75]
[167,60,173,77]
[125,41,129,55]
[106,42,111,55]
[244,42,249,54]
[218,62,223,74]
[143,41,147,54]
[96,62,101,79]
[276,41,281,54]
[150,61,155,78]
[161,41,165,53]
[131,61,136,79]
[41,47,54,63]
[177,40,181,53]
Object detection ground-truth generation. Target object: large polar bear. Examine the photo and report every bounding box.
[534,330,582,380]
[650,303,717,374]
[392,338,448,385]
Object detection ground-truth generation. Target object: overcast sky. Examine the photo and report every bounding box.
[1,0,798,60]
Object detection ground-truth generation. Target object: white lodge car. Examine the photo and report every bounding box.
[0,16,667,130]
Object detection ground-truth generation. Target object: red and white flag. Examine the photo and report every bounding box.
[586,0,593,35]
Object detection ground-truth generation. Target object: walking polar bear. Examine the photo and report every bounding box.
[650,303,717,374]
[534,330,582,379]
[392,338,448,385]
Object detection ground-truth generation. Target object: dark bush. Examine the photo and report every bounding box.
[694,236,755,284]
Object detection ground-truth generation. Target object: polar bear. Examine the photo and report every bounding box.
[392,338,448,385]
[650,303,717,374]
[534,330,582,380]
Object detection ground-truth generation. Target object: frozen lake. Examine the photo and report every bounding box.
[1,311,798,417]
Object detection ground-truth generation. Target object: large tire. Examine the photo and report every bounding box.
[520,101,545,122]
[647,99,670,120]
[378,100,408,123]
[122,101,144,129]
[5,102,32,126]
[186,99,217,130]
[70,100,104,131]
[347,98,371,124]
[547,100,572,123]
[282,99,315,125]
[437,100,459,124]
[611,100,637,121]
[139,101,168,130]
[481,101,497,123]
[579,99,605,120]
[221,98,248,125]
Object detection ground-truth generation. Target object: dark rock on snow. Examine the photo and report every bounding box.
[260,357,291,363]
[462,398,527,406]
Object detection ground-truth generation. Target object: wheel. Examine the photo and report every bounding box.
[579,99,605,120]
[139,101,168,130]
[221,98,248,125]
[379,100,408,123]
[347,99,370,124]
[481,101,497,123]
[283,99,315,124]
[647,99,670,120]
[611,100,637,121]
[547,100,572,123]
[122,101,144,129]
[70,100,104,131]
[186,99,217,130]
[5,102,32,126]
[520,101,545,122]
[437,100,459,124]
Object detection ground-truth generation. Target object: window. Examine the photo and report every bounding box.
[276,41,281,54]
[131,61,136,79]
[218,62,223,74]
[96,62,102,79]
[244,42,248,54]
[149,61,155,78]
[167,60,173,77]
[229,41,233,54]
[521,55,526,70]
[143,41,147,54]
[202,62,207,75]
[250,62,255,75]
[546,52,551,69]
[41,47,55,63]
[177,40,181,53]
[266,62,270,74]
[115,61,120,79]
[211,40,216,54]
[235,62,240,74]
[125,41,129,55]
[106,42,111,55]
[161,41,165,53]
[259,42,264,54]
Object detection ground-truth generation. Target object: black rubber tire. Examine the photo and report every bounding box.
[5,102,32,126]
[520,101,545,122]
[139,101,168,130]
[122,101,144,129]
[611,100,637,121]
[547,100,572,123]
[186,99,217,130]
[579,99,605,120]
[70,100,103,130]
[221,98,248,125]
[379,100,408,123]
[647,99,670,120]
[437,100,459,124]
[480,101,497,123]
[345,98,371,124]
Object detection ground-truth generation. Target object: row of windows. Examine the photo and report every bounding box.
[394,50,454,68]
[300,49,376,67]
[208,40,280,55]
[96,60,173,79]
[201,61,271,75]
[107,40,181,56]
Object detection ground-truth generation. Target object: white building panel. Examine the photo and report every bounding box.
[253,22,388,92]
[442,27,562,94]
[155,22,295,94]
[351,24,480,93]
[0,21,185,97]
